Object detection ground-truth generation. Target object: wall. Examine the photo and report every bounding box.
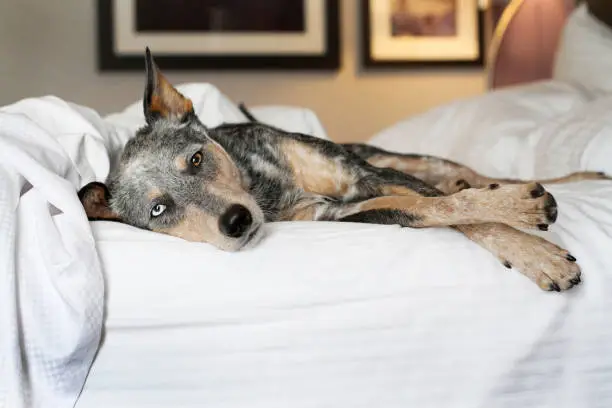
[0,0,486,142]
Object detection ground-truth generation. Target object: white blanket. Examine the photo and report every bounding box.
[0,102,104,408]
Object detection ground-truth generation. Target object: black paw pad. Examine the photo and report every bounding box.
[489,183,500,190]
[538,224,549,231]
[566,254,577,262]
[503,261,512,269]
[544,194,558,223]
[530,183,545,198]
[549,282,561,292]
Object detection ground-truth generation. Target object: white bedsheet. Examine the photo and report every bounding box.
[77,180,612,408]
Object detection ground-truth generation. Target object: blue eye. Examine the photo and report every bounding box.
[151,204,166,218]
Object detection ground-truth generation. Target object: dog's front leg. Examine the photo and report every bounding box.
[344,182,558,231]
[285,190,580,292]
[287,182,556,230]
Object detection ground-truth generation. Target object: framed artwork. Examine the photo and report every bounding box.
[361,0,485,68]
[97,0,340,71]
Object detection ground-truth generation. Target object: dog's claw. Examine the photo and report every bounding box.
[538,224,548,231]
[566,254,577,262]
[549,282,561,292]
[570,277,581,285]
[489,183,500,190]
[503,261,512,269]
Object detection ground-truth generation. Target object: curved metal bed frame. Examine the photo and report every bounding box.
[486,0,574,90]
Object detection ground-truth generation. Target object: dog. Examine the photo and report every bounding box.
[79,48,592,292]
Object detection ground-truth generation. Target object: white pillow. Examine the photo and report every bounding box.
[248,105,330,140]
[104,83,330,140]
[554,4,612,96]
[532,94,612,177]
[369,81,591,180]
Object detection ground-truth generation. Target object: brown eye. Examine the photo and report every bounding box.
[191,152,202,167]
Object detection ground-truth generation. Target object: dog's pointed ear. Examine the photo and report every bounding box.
[143,47,194,124]
[78,182,121,222]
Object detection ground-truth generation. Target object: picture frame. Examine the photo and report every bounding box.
[361,0,485,68]
[97,0,341,71]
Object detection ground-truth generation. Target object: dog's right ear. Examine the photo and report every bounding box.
[143,47,194,124]
[78,182,121,222]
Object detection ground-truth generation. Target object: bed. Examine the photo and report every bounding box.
[2,4,612,408]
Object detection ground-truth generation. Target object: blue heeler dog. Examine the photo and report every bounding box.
[79,48,606,292]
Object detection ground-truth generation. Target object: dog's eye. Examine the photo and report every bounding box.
[151,204,166,218]
[191,152,203,168]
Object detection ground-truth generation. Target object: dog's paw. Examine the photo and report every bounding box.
[488,182,558,230]
[499,233,581,292]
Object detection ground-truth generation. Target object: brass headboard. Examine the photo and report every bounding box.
[486,0,574,90]
[486,0,525,87]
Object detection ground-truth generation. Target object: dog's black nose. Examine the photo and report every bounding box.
[219,204,253,238]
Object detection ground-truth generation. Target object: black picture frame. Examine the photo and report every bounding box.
[361,0,485,68]
[97,0,341,71]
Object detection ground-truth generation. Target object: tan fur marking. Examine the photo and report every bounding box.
[175,156,188,172]
[282,140,357,197]
[367,155,429,174]
[492,172,611,187]
[381,185,423,198]
[550,172,610,183]
[207,142,241,183]
[147,188,162,201]
[288,206,318,221]
[367,155,479,187]
[279,196,330,221]
[149,71,194,119]
[153,205,218,243]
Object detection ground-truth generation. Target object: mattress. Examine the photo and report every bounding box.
[78,180,612,408]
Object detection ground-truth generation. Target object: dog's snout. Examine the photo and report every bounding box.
[219,204,253,238]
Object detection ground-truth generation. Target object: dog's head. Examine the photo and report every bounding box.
[78,48,264,251]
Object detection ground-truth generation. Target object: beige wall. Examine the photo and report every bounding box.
[0,0,485,142]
